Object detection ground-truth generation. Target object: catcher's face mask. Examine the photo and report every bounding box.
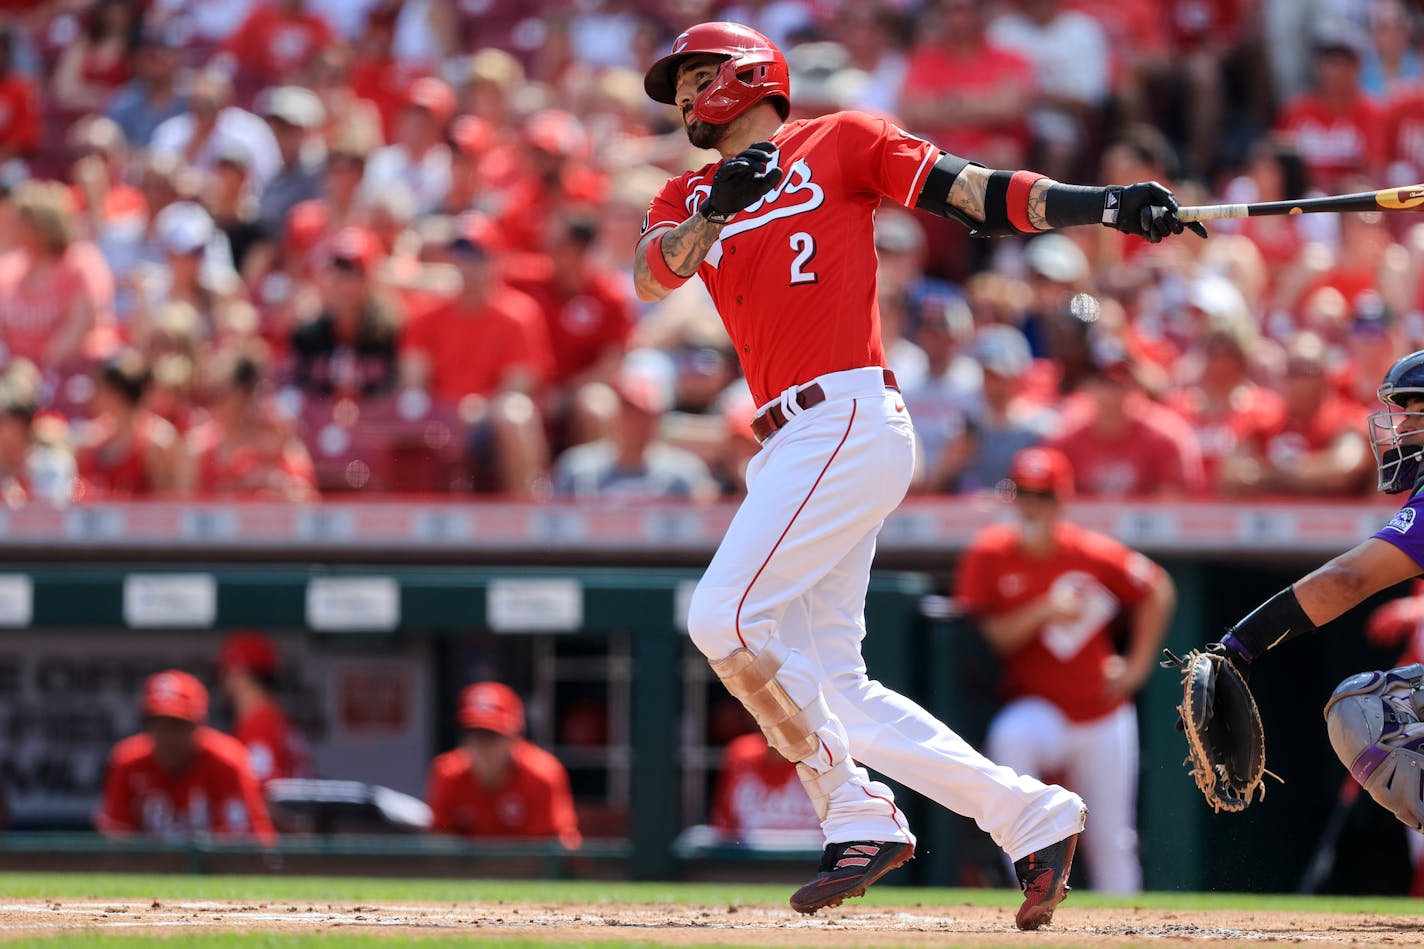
[1372,349,1424,494]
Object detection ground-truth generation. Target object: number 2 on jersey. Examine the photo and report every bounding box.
[788,232,818,285]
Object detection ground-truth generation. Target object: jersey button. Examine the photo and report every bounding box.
[736,295,744,305]
[742,344,750,354]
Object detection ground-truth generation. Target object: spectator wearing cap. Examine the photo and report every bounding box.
[955,445,1174,894]
[399,214,551,496]
[133,200,241,344]
[933,324,1052,494]
[149,68,281,190]
[216,630,311,783]
[495,110,606,256]
[290,226,400,398]
[220,0,335,95]
[190,344,317,500]
[361,77,455,217]
[50,0,143,116]
[505,213,635,444]
[441,115,493,216]
[1166,286,1287,492]
[75,348,189,498]
[97,670,275,842]
[1274,21,1384,193]
[1046,336,1205,498]
[105,22,188,148]
[0,179,119,372]
[1220,330,1373,496]
[0,27,38,168]
[206,143,266,277]
[254,86,326,237]
[1021,232,1091,360]
[425,681,581,849]
[550,349,718,501]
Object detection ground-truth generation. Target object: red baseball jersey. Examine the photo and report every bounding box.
[425,741,581,849]
[96,727,275,842]
[1275,94,1384,191]
[400,285,554,403]
[643,111,939,405]
[1048,399,1206,498]
[234,702,311,784]
[956,520,1162,722]
[710,733,820,835]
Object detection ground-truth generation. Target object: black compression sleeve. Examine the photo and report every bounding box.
[1043,183,1110,229]
[915,151,987,233]
[1224,586,1317,659]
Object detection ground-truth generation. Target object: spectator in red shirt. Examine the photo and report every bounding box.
[0,180,118,371]
[216,630,311,784]
[50,0,140,116]
[425,681,581,849]
[1047,337,1206,498]
[899,0,1035,170]
[76,349,189,498]
[97,670,276,843]
[221,0,335,95]
[190,345,317,500]
[0,27,39,167]
[495,110,606,255]
[1275,22,1384,193]
[400,214,550,496]
[506,213,634,448]
[956,446,1174,893]
[1221,330,1373,496]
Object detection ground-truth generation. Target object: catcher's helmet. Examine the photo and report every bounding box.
[1370,349,1424,493]
[643,22,791,125]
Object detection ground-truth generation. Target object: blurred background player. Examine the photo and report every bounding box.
[710,723,822,843]
[425,681,581,850]
[216,630,311,784]
[96,669,274,842]
[955,447,1176,893]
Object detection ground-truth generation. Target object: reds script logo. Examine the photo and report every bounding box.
[687,154,826,267]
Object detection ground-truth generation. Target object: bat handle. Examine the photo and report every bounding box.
[1174,204,1250,223]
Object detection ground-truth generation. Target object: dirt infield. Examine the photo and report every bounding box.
[0,899,1421,947]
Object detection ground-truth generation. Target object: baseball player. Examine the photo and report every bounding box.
[635,21,1202,928]
[956,447,1175,893]
[1201,350,1424,832]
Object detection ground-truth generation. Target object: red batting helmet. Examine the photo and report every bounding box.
[643,22,790,125]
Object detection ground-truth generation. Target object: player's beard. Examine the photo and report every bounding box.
[685,116,729,150]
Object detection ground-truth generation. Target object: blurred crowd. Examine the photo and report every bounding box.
[0,0,1421,503]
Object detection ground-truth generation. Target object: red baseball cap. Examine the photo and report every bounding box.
[328,225,383,273]
[405,76,456,124]
[143,670,209,723]
[458,681,524,736]
[1008,446,1074,500]
[216,631,279,677]
[448,211,504,256]
[523,109,588,161]
[450,114,492,158]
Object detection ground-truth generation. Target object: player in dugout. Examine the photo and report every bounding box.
[634,20,1202,929]
[96,669,275,842]
[425,681,581,849]
[216,630,311,784]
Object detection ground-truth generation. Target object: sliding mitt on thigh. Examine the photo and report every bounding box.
[1162,648,1269,812]
[1324,663,1424,830]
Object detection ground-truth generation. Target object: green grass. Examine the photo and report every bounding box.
[0,872,1416,914]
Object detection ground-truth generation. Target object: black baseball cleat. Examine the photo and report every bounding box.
[788,840,915,915]
[1013,833,1078,930]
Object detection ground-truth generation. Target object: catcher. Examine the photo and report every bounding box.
[1171,349,1424,829]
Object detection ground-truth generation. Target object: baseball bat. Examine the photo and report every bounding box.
[1175,185,1424,223]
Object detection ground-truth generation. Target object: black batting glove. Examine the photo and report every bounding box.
[1105,180,1209,243]
[701,141,783,224]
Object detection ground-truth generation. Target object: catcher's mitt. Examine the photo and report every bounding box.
[1161,647,1273,813]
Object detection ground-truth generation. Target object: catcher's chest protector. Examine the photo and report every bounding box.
[1324,663,1424,830]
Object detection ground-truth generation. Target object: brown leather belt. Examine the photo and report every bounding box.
[750,369,899,444]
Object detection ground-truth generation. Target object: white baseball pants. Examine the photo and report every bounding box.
[687,367,1086,859]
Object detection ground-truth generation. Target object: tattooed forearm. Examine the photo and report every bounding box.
[633,216,725,302]
[947,164,990,226]
[1027,179,1054,231]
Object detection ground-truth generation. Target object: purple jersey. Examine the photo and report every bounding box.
[1374,492,1424,568]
